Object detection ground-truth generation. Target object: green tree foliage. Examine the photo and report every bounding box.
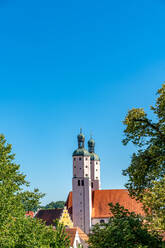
[142,176,165,232]
[50,220,70,248]
[88,203,163,248]
[122,84,165,231]
[42,201,65,209]
[0,134,70,247]
[21,188,45,212]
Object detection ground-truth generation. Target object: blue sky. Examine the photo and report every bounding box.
[0,0,164,204]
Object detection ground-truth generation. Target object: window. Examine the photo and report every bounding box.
[86,166,88,168]
[96,169,98,171]
[74,166,76,168]
[80,167,81,170]
[79,157,81,161]
[100,220,105,224]
[96,177,98,179]
[85,174,88,177]
[74,158,76,161]
[78,180,80,186]
[81,180,84,186]
[96,162,98,165]
[80,209,82,212]
[91,182,93,188]
[86,158,88,161]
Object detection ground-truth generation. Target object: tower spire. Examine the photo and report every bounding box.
[77,129,85,149]
[88,137,95,153]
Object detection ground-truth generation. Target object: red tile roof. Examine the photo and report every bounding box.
[66,192,73,218]
[66,189,144,219]
[65,228,77,246]
[76,227,89,242]
[65,227,88,246]
[25,211,35,218]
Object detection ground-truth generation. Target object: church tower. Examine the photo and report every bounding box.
[88,138,101,190]
[72,130,92,234]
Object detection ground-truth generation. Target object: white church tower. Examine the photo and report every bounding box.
[72,130,92,234]
[72,130,101,234]
[88,138,101,190]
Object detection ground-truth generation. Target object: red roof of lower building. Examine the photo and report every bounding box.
[35,209,63,225]
[65,227,88,246]
[66,189,144,218]
[25,211,35,218]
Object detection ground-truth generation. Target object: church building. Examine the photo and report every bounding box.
[66,130,144,234]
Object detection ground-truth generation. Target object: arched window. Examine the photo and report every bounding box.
[78,180,80,186]
[81,180,84,186]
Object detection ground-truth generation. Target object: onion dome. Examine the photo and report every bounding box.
[73,148,90,157]
[88,138,95,153]
[90,153,100,161]
[73,129,90,157]
[88,137,100,161]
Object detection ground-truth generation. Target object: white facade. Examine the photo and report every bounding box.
[70,229,88,248]
[90,160,101,190]
[72,132,100,234]
[91,218,109,226]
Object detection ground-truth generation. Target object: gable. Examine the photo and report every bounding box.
[59,207,73,228]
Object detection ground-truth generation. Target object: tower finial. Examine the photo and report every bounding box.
[77,129,85,148]
[90,132,93,139]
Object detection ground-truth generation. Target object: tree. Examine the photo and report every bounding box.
[0,134,70,247]
[42,201,65,209]
[88,203,163,248]
[142,176,165,232]
[122,84,165,232]
[50,220,70,248]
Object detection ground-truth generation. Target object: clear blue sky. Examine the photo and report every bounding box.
[0,0,164,204]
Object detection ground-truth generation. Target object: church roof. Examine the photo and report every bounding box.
[90,152,100,161]
[72,148,90,157]
[66,189,144,219]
